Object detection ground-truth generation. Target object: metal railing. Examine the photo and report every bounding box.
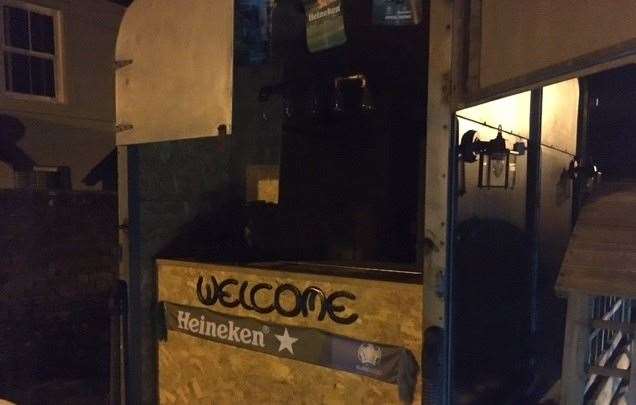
[584,295,633,399]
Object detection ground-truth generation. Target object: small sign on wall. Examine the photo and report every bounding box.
[372,0,422,26]
[304,0,347,53]
[236,0,275,65]
[246,165,279,203]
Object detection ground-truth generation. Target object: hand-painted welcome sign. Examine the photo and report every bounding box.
[196,276,359,325]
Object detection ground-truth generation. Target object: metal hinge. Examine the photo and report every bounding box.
[114,59,133,70]
[116,123,134,133]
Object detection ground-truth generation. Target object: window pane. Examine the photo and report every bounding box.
[30,56,54,97]
[3,6,29,49]
[5,51,30,93]
[30,12,54,54]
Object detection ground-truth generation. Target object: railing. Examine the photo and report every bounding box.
[583,296,633,402]
[561,292,635,405]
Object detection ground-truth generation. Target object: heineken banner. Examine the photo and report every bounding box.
[304,0,347,53]
[159,302,419,403]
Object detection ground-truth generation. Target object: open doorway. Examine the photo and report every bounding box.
[588,64,636,182]
[451,80,581,404]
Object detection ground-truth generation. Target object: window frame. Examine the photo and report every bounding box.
[0,0,63,103]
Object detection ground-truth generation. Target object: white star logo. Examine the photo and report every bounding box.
[274,328,298,355]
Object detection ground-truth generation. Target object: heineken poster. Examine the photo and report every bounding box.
[159,301,419,403]
[304,0,347,53]
[372,0,423,26]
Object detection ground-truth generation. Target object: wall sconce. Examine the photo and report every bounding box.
[459,127,525,190]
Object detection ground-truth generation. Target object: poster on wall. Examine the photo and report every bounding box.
[372,0,422,26]
[304,0,347,53]
[236,0,275,65]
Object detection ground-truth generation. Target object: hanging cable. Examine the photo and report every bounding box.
[456,114,576,157]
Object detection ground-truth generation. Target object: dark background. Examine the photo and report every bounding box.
[588,64,636,180]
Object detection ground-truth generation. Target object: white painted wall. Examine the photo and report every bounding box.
[0,0,124,190]
[479,0,636,89]
[456,91,531,229]
[115,0,234,146]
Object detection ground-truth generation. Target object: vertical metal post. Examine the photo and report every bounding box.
[110,280,127,405]
[423,0,456,403]
[125,145,141,405]
[526,88,543,370]
[572,78,590,226]
[561,292,591,405]
[115,144,129,405]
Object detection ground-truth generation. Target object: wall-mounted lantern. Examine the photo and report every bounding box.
[459,127,525,190]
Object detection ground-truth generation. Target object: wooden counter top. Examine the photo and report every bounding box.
[157,259,423,284]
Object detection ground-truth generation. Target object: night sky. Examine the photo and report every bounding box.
[588,64,636,180]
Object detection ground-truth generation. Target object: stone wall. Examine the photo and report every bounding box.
[0,190,118,404]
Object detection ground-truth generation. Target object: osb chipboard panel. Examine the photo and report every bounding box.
[157,259,422,404]
[480,0,636,89]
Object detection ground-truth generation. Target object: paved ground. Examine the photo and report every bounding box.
[2,378,107,405]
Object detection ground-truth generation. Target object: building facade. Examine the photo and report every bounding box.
[0,0,123,190]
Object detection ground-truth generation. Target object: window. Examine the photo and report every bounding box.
[1,2,59,99]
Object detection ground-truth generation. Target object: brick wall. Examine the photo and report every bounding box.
[0,190,118,404]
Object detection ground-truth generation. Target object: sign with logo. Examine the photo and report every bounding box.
[159,302,419,403]
[304,0,347,53]
[372,0,422,26]
[236,0,274,65]
[196,275,359,324]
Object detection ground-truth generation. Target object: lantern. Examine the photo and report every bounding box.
[459,127,525,190]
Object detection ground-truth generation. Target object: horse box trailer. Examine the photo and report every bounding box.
[114,1,636,404]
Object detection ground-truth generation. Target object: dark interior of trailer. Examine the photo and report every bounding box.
[588,65,636,181]
[161,0,427,272]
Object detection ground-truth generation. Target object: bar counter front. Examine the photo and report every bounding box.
[157,259,423,404]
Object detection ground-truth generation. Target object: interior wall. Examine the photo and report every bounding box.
[536,78,579,382]
[539,79,578,270]
[456,91,531,229]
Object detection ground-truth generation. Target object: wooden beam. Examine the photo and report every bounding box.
[587,366,630,379]
[591,320,636,334]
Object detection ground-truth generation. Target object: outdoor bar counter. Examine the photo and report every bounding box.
[156,259,423,404]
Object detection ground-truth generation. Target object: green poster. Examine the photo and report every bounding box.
[304,0,347,53]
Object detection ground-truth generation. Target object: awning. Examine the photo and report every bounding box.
[556,182,636,297]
